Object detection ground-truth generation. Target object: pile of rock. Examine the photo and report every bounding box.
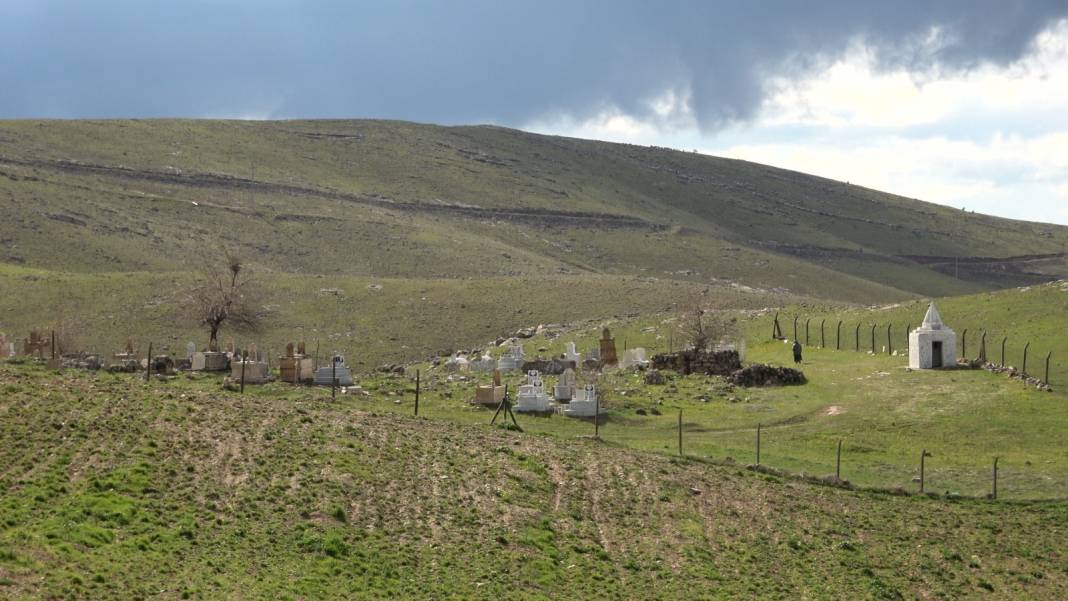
[651,349,741,376]
[981,362,1052,392]
[644,369,667,385]
[730,364,806,387]
[521,358,575,375]
[60,353,104,371]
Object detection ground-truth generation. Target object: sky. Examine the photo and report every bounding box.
[3,1,1068,224]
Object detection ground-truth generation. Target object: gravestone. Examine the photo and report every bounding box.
[554,368,577,401]
[563,342,581,364]
[497,344,524,372]
[471,352,496,373]
[514,370,553,414]
[445,352,470,372]
[230,355,270,384]
[192,351,229,372]
[0,333,14,358]
[23,331,50,358]
[620,347,648,369]
[313,353,354,386]
[599,328,618,366]
[564,384,604,418]
[279,341,314,383]
[473,368,506,406]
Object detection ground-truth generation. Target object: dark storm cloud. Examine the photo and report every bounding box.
[1,0,1065,128]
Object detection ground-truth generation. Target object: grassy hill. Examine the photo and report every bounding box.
[1,362,1066,600]
[2,119,1066,301]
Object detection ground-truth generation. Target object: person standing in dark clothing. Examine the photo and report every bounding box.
[792,340,803,364]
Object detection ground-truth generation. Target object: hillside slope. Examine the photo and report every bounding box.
[1,363,1065,600]
[2,119,1065,299]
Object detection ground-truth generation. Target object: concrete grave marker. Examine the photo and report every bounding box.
[554,367,577,401]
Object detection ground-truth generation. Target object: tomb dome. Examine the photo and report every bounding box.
[908,302,957,369]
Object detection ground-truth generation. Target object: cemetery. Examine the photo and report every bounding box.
[3,291,1062,502]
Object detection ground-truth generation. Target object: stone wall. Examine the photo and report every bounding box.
[651,349,742,376]
[730,365,806,387]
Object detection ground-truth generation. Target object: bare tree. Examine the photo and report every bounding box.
[677,296,737,353]
[182,249,260,349]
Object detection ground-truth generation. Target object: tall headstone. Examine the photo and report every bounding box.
[554,367,577,401]
[599,328,618,366]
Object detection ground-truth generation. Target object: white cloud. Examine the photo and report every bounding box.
[525,20,1068,225]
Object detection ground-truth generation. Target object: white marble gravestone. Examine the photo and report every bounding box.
[563,342,581,364]
[445,353,470,372]
[497,344,524,372]
[908,303,957,369]
[620,348,648,369]
[564,384,604,417]
[514,370,552,413]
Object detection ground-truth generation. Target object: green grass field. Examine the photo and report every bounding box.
[2,362,1066,600]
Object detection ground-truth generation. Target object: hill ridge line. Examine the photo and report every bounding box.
[0,154,661,229]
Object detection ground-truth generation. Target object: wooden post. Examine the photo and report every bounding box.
[906,324,911,353]
[820,319,826,348]
[331,355,337,400]
[756,423,762,466]
[51,330,56,362]
[145,342,152,382]
[836,439,842,480]
[677,409,683,457]
[1045,352,1052,385]
[1023,342,1030,375]
[920,449,931,493]
[961,329,968,358]
[836,321,842,351]
[979,332,987,362]
[772,312,781,340]
[871,324,877,354]
[594,393,600,439]
[887,324,893,355]
[240,352,246,393]
[855,324,860,352]
[314,339,320,369]
[992,456,999,500]
[414,370,420,417]
[805,319,810,347]
[1001,337,1008,367]
[793,317,798,341]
